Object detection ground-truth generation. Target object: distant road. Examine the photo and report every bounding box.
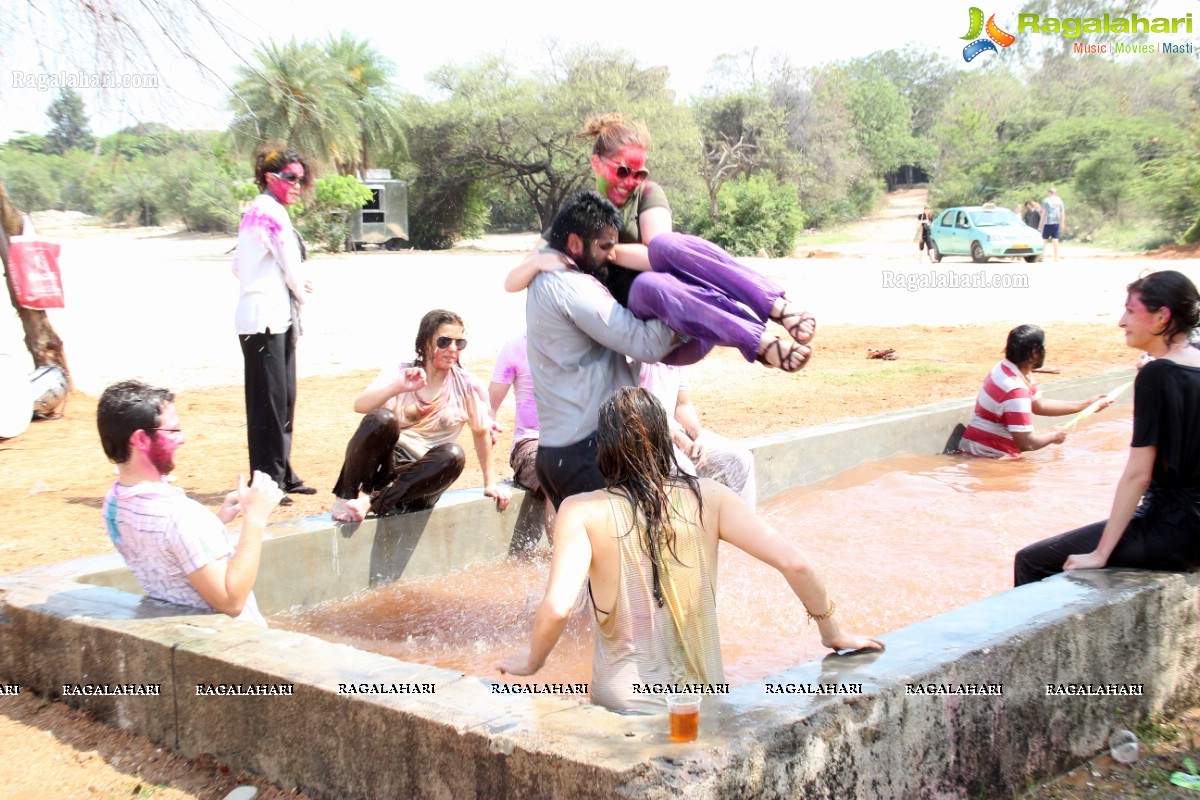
[3,212,1196,394]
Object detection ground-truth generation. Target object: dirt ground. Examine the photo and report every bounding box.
[1,189,1197,799]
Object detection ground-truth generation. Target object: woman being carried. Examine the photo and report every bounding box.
[1014,270,1200,584]
[505,113,814,373]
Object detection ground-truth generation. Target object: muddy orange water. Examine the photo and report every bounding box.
[275,409,1132,689]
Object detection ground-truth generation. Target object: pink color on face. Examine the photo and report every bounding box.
[148,404,184,476]
[1120,292,1163,352]
[267,162,305,205]
[593,145,647,208]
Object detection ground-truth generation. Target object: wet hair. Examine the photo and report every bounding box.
[596,387,703,608]
[97,380,174,463]
[577,112,650,158]
[547,190,621,254]
[252,140,313,192]
[1005,324,1045,366]
[1127,270,1200,346]
[413,309,464,367]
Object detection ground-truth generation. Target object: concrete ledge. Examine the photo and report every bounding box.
[70,368,1137,611]
[0,367,1166,799]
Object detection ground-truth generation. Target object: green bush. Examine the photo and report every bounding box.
[680,174,805,257]
[294,175,374,252]
[58,150,115,214]
[0,157,61,211]
[407,178,487,250]
[103,162,164,226]
[162,155,241,233]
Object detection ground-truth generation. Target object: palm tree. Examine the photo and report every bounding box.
[324,32,407,175]
[227,38,359,171]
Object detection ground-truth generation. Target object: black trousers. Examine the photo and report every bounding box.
[535,435,606,510]
[1014,516,1200,586]
[239,329,299,488]
[333,408,465,515]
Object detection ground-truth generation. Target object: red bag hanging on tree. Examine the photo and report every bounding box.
[7,216,65,309]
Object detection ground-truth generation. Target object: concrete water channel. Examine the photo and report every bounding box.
[2,369,1197,799]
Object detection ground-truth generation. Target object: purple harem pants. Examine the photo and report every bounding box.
[627,232,786,365]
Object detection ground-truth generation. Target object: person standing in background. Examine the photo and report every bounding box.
[1039,188,1065,261]
[232,142,315,505]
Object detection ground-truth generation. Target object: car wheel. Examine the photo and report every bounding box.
[929,241,942,263]
[1024,253,1043,263]
[971,241,988,263]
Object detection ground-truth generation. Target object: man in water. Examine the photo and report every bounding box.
[97,380,282,626]
[958,325,1110,458]
[524,191,689,509]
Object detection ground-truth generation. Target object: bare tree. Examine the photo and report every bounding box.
[2,1,246,378]
[699,134,756,222]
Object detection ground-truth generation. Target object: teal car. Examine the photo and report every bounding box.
[929,205,1044,263]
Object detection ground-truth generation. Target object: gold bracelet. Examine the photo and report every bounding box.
[807,600,836,622]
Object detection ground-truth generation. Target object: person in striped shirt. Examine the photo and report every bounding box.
[958,325,1111,458]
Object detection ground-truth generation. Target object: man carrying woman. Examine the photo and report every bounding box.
[507,113,814,373]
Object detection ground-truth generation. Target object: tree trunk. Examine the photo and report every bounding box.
[0,203,73,389]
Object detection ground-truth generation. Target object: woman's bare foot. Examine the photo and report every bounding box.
[331,496,370,523]
[756,334,811,372]
[769,298,816,344]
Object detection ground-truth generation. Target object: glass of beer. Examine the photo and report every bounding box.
[666,693,701,743]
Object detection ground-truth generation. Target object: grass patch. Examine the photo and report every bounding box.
[795,230,855,246]
[1082,222,1176,252]
[1137,712,1182,746]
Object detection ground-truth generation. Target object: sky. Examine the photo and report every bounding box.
[1,0,1198,141]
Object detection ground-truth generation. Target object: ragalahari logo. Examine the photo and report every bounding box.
[961,7,1016,62]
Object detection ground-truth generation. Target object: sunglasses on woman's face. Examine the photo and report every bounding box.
[435,336,468,351]
[269,171,304,185]
[601,156,649,182]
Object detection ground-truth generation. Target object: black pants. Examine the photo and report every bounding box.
[239,329,299,488]
[333,408,465,515]
[535,435,606,510]
[1014,516,1200,586]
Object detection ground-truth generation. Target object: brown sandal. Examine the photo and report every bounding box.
[757,337,810,372]
[771,303,817,345]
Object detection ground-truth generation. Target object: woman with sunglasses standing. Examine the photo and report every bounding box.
[330,309,512,522]
[506,113,815,372]
[232,142,315,505]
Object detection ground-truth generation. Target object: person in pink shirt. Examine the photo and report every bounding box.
[490,330,555,543]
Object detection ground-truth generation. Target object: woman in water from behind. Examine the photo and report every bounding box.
[505,113,815,372]
[1014,270,1200,584]
[496,387,882,714]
